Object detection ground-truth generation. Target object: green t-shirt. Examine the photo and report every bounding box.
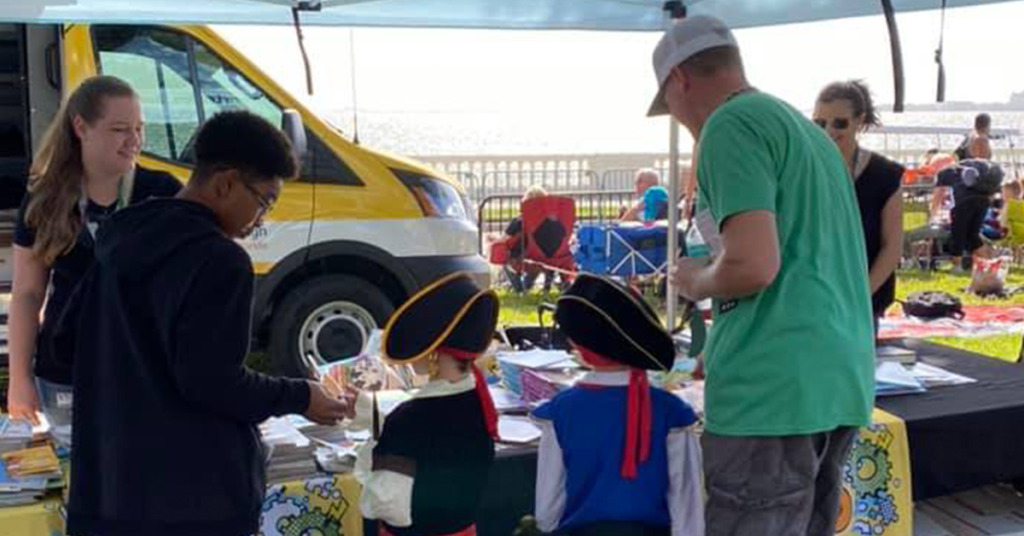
[696,92,875,437]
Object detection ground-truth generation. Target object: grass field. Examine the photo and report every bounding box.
[496,267,1024,363]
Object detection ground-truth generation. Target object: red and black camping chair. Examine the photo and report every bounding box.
[520,195,576,280]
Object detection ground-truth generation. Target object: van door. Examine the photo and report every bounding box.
[0,24,31,291]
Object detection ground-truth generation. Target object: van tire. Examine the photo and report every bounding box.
[268,275,395,378]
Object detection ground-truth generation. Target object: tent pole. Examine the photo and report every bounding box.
[667,116,681,331]
[664,1,685,332]
[881,0,905,112]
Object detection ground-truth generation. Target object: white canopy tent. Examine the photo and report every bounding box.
[1,0,1018,31]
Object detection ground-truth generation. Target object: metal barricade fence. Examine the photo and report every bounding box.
[473,168,600,200]
[600,169,637,191]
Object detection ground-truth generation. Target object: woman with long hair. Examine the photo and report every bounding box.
[6,75,180,444]
[814,80,904,334]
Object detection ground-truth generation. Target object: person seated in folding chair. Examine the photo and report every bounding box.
[621,169,669,223]
[902,151,958,269]
[514,190,575,293]
[502,185,560,294]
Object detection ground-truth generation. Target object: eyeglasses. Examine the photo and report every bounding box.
[814,117,851,130]
[240,181,276,214]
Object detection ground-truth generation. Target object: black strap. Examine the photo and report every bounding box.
[372,390,381,441]
[880,0,905,113]
[936,0,948,102]
[291,7,314,95]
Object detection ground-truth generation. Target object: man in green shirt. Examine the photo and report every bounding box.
[649,15,875,536]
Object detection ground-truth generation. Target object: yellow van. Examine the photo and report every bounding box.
[0,23,488,376]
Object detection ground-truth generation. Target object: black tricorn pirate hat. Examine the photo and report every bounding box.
[382,272,499,363]
[555,274,674,371]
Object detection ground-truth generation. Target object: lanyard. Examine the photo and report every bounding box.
[851,146,871,181]
[80,168,135,239]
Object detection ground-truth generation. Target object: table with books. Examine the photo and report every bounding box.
[874,339,1024,501]
[479,340,1024,536]
[6,339,1024,536]
[0,418,67,536]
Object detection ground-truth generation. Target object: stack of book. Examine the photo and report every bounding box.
[260,417,318,485]
[0,459,47,507]
[876,346,917,365]
[497,349,578,398]
[0,445,63,508]
[520,368,582,404]
[0,416,32,454]
[875,362,927,396]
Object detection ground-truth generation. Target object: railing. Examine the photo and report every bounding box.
[427,151,1020,249]
[422,149,1021,199]
[421,153,696,202]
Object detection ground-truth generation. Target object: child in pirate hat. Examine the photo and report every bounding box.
[532,274,703,536]
[357,272,498,536]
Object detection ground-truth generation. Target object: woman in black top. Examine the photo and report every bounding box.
[815,80,904,331]
[7,76,181,444]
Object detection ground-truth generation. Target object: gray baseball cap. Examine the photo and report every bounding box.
[647,16,739,117]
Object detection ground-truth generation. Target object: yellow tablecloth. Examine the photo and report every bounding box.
[0,496,64,536]
[0,408,914,536]
[259,474,364,536]
[835,408,913,536]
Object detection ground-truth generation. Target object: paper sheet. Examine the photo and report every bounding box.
[875,362,927,396]
[489,385,527,411]
[498,416,542,444]
[910,362,977,387]
[497,349,576,369]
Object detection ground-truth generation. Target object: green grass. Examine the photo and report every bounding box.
[496,289,553,326]
[927,335,1020,362]
[895,268,1024,362]
[496,269,1024,363]
[904,211,928,232]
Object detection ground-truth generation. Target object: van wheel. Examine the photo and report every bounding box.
[268,275,395,378]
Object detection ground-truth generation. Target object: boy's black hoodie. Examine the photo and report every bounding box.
[56,197,310,536]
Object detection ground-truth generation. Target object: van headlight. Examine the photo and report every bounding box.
[392,169,471,221]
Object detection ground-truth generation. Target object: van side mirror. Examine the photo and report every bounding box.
[281,109,308,164]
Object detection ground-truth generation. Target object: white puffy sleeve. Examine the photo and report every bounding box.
[534,419,567,533]
[667,427,705,536]
[356,440,416,528]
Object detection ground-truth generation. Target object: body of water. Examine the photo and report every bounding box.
[319,109,1024,158]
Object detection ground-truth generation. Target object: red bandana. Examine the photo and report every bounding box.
[577,346,652,479]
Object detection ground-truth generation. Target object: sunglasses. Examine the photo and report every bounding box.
[814,117,851,130]
[240,181,276,214]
